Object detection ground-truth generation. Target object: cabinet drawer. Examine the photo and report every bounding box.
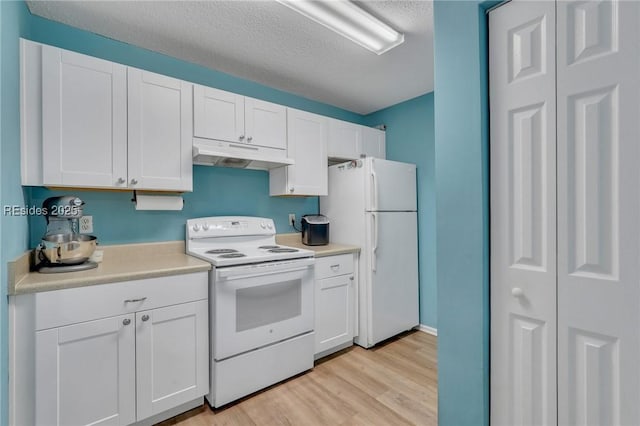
[315,254,354,280]
[34,272,208,330]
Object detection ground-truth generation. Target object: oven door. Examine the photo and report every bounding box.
[213,257,314,360]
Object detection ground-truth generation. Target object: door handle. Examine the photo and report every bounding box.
[371,213,378,272]
[371,170,378,211]
[511,288,524,298]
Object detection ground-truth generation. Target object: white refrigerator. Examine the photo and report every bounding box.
[320,157,419,348]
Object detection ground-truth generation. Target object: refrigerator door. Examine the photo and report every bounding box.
[365,158,417,212]
[363,211,419,347]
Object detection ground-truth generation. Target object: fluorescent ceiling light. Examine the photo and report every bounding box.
[277,0,405,55]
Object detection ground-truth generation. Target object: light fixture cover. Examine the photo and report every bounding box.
[277,0,405,55]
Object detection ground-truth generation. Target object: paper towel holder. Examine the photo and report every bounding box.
[131,190,185,211]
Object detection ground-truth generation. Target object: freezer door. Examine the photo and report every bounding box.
[364,211,419,346]
[365,158,417,212]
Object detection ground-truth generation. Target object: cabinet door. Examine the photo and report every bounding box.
[328,119,361,160]
[361,127,386,159]
[273,108,327,196]
[128,68,193,191]
[42,45,128,188]
[136,300,208,421]
[315,274,354,355]
[245,97,287,150]
[193,85,245,143]
[36,314,136,426]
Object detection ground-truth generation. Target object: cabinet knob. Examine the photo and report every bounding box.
[349,276,354,281]
[130,178,138,185]
[239,135,245,141]
[511,287,524,298]
[123,318,131,326]
[247,136,253,142]
[141,314,150,322]
[289,187,294,193]
[117,177,125,184]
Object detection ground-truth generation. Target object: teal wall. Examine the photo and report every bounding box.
[28,167,321,247]
[0,2,32,425]
[433,1,496,425]
[364,93,436,328]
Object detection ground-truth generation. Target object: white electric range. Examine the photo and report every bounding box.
[186,216,315,408]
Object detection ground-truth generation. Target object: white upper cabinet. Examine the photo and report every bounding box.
[128,68,193,191]
[22,40,193,192]
[270,108,328,196]
[328,118,386,161]
[41,44,128,188]
[361,127,386,159]
[328,119,361,160]
[193,86,244,143]
[193,85,286,150]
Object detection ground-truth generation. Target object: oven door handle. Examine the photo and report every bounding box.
[217,261,314,281]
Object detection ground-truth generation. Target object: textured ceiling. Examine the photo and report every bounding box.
[26,0,434,114]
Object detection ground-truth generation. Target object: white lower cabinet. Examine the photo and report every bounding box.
[10,272,209,426]
[36,314,137,426]
[136,301,208,420]
[314,254,357,357]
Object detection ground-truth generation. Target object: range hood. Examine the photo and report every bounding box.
[193,139,294,170]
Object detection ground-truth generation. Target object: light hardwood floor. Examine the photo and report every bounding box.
[158,331,437,426]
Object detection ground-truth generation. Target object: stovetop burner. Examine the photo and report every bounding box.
[258,245,281,249]
[219,253,247,258]
[268,248,299,253]
[206,249,238,254]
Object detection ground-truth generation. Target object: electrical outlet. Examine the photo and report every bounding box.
[79,215,93,233]
[288,214,296,226]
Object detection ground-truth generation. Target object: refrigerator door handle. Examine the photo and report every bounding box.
[372,212,378,272]
[371,170,378,211]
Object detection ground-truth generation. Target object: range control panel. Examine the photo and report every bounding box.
[186,216,275,238]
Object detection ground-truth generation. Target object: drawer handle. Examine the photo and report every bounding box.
[124,297,147,303]
[330,264,340,270]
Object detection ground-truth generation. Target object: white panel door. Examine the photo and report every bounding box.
[128,68,193,191]
[366,158,416,212]
[489,1,557,425]
[365,211,418,346]
[244,97,287,150]
[328,118,361,160]
[193,85,244,143]
[42,45,127,188]
[361,127,386,159]
[136,300,208,421]
[557,1,640,424]
[35,315,136,426]
[283,108,328,196]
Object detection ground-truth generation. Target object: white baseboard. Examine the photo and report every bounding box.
[418,324,438,336]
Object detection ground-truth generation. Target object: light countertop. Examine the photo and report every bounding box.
[276,233,360,257]
[9,241,211,296]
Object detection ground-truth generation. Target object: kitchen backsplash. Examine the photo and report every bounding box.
[27,165,317,248]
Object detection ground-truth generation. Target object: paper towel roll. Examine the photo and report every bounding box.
[134,194,184,211]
